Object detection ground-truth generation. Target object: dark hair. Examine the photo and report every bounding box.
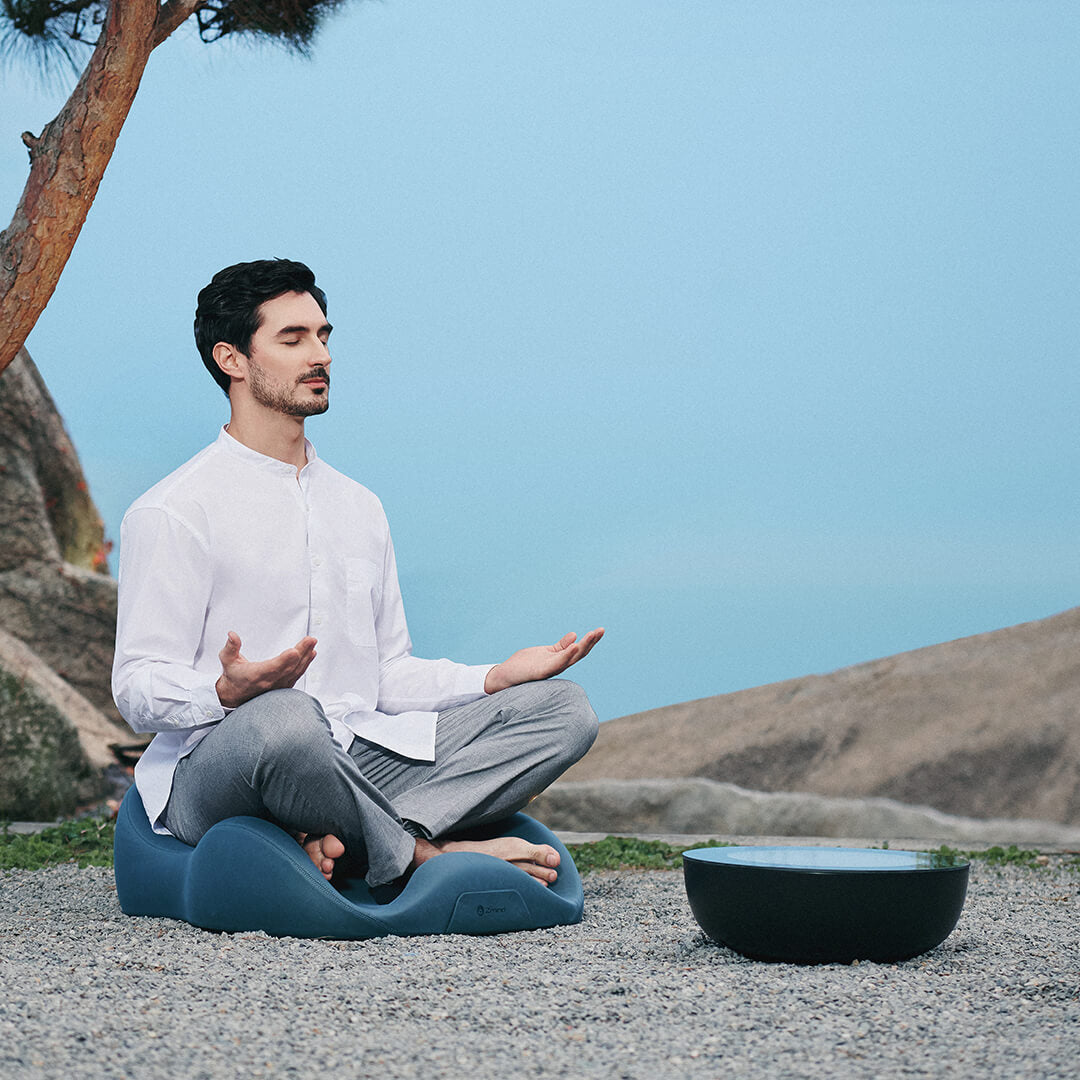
[194,259,328,395]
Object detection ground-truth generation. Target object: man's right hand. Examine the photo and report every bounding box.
[215,631,318,709]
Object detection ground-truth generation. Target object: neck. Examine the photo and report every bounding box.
[225,405,309,474]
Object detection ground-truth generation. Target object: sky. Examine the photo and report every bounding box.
[1,1,1078,725]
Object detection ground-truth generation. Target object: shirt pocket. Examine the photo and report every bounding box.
[345,556,380,647]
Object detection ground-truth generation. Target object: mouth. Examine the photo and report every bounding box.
[300,374,330,390]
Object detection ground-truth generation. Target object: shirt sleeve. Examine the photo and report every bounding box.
[374,530,494,714]
[111,506,227,734]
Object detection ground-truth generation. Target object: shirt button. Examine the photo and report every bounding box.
[315,616,324,627]
[312,556,323,568]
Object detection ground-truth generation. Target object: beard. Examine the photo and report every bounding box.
[247,361,330,417]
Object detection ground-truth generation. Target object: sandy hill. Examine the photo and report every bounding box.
[565,607,1080,825]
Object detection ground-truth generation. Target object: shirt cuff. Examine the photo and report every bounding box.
[471,664,497,696]
[192,675,228,724]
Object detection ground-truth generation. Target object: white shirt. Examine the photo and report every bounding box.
[112,428,493,833]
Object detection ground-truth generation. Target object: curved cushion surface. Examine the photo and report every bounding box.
[113,786,584,939]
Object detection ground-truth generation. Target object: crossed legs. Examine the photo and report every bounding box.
[162,680,597,888]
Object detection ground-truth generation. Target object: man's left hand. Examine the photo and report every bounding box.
[484,628,605,694]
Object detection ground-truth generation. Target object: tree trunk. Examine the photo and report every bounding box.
[0,0,163,376]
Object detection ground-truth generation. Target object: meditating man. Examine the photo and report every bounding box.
[112,259,602,892]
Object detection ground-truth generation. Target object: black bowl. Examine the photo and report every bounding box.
[683,846,969,964]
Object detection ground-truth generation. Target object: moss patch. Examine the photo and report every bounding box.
[0,668,102,820]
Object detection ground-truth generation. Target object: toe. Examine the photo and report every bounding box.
[516,860,558,885]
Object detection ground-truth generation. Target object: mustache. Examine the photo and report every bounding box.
[298,367,330,386]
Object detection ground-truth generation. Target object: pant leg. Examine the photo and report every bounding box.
[348,678,598,839]
[162,688,415,886]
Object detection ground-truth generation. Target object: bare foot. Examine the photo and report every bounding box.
[412,836,561,886]
[297,833,345,881]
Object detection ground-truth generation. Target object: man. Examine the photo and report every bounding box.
[112,259,602,892]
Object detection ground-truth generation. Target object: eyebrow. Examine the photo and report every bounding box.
[275,322,333,337]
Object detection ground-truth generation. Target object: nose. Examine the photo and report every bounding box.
[310,339,331,367]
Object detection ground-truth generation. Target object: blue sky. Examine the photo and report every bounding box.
[2,1,1078,723]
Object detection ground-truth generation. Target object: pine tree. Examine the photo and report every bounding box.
[0,0,352,375]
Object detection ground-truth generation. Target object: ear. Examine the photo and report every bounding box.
[213,342,246,383]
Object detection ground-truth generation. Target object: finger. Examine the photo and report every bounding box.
[266,645,318,687]
[556,628,604,670]
[247,651,301,688]
[292,647,317,679]
[552,631,578,652]
[218,631,242,665]
[295,642,318,672]
[273,645,306,667]
[291,635,315,669]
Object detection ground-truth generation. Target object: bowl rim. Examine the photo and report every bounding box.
[682,844,969,873]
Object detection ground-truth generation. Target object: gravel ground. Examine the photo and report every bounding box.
[1,861,1078,1079]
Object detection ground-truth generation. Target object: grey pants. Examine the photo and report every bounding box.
[163,679,598,886]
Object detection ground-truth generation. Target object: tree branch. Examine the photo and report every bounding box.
[0,0,341,376]
[152,0,205,50]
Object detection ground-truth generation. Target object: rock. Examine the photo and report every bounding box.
[531,777,1080,847]
[0,348,123,722]
[0,628,117,819]
[565,607,1080,825]
[0,348,135,818]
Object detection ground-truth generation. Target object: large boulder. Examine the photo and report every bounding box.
[0,628,118,819]
[0,348,122,721]
[566,607,1080,825]
[0,349,133,817]
[531,777,1080,847]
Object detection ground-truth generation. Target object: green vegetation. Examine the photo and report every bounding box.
[0,822,1070,874]
[0,669,101,821]
[567,837,1066,873]
[0,817,114,870]
[929,843,1048,870]
[566,836,733,871]
[0,823,733,873]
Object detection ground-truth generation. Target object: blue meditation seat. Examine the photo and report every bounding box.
[113,785,584,939]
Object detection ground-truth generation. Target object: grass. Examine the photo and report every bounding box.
[567,837,1070,872]
[0,820,1070,873]
[928,843,1049,870]
[565,836,733,872]
[0,817,115,870]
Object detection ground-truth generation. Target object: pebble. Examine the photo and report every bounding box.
[0,861,1077,1078]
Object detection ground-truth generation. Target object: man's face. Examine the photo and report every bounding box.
[242,290,333,417]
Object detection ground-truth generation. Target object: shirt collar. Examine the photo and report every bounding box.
[216,425,319,476]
